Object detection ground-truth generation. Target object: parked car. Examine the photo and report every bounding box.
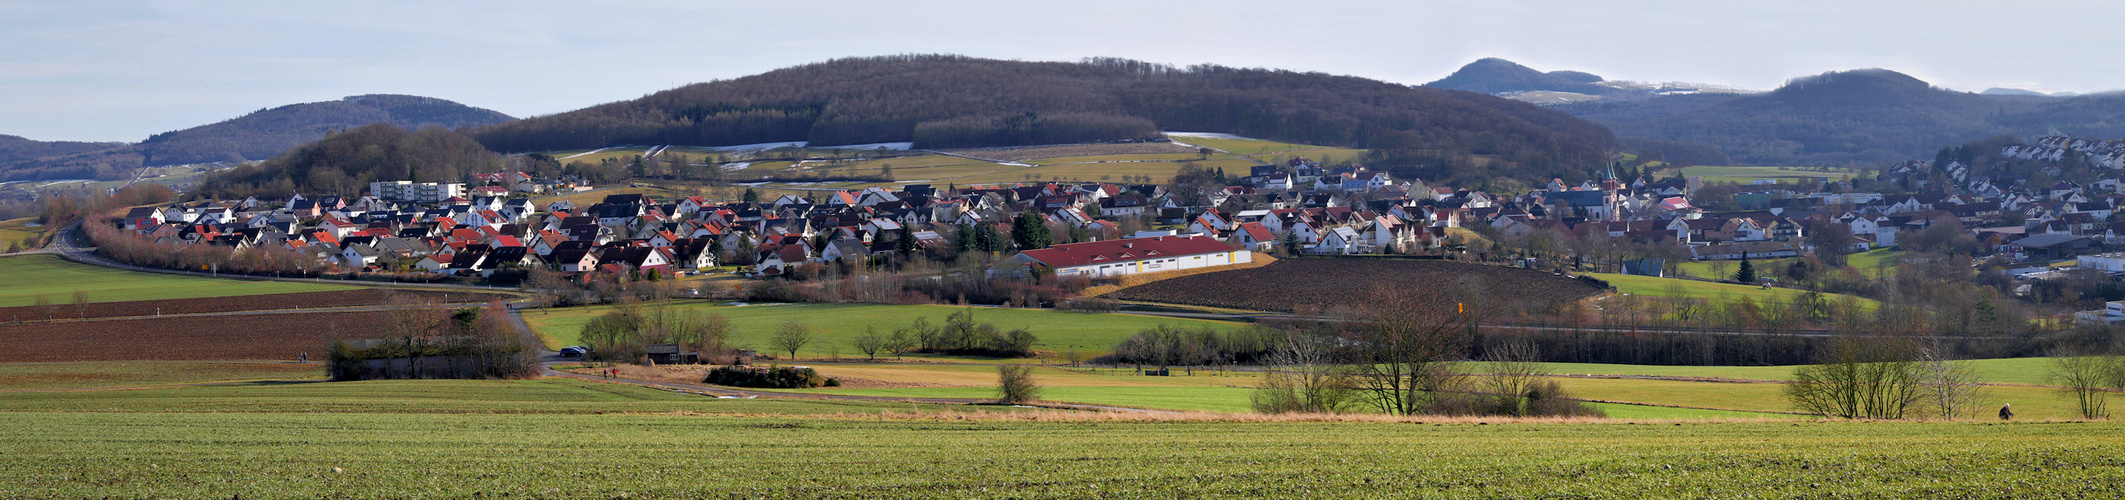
[558,346,588,357]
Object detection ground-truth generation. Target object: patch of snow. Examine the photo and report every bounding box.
[560,147,613,160]
[720,162,752,172]
[1163,131,1251,140]
[704,141,808,152]
[1000,162,1032,167]
[813,142,913,150]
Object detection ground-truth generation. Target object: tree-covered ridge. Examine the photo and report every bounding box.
[1561,69,2125,165]
[141,94,516,166]
[197,124,500,199]
[470,55,1617,168]
[0,135,122,164]
[1423,57,1625,97]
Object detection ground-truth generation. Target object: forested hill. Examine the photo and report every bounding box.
[1559,69,2125,165]
[196,124,500,200]
[470,55,1618,169]
[0,135,122,164]
[1423,58,1624,96]
[141,94,516,166]
[0,95,514,182]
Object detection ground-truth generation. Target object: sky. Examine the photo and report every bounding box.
[5,0,2123,142]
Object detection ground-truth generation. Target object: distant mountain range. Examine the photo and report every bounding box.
[1427,58,2125,165]
[1,95,514,182]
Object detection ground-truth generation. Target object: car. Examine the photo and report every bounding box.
[558,346,588,357]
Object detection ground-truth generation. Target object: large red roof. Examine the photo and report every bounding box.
[1016,235,1235,268]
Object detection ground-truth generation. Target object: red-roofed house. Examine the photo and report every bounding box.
[989,235,1249,279]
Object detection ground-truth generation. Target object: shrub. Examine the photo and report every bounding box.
[996,365,1041,404]
[703,365,827,389]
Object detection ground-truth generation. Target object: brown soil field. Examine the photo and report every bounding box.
[944,142,1194,162]
[1111,258,1604,313]
[0,289,512,322]
[0,311,394,362]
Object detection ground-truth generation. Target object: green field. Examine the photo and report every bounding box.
[0,217,46,250]
[1677,249,1902,281]
[522,302,1245,356]
[0,362,325,391]
[1591,272,1881,309]
[1676,165,1867,185]
[0,254,356,307]
[1167,134,1369,166]
[3,380,2120,498]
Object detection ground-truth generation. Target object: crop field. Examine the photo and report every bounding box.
[0,361,324,391]
[0,288,504,322]
[1113,258,1604,313]
[521,302,1244,356]
[529,185,691,208]
[1675,165,1868,184]
[3,394,2120,498]
[2,310,390,362]
[0,254,355,308]
[1166,134,1369,166]
[1590,272,1882,309]
[0,216,45,249]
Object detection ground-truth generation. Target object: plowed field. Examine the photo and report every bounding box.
[1112,258,1604,313]
[0,289,510,322]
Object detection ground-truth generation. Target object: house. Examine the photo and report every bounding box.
[1233,222,1277,252]
[988,235,1250,279]
[1310,227,1363,255]
[2012,233,2097,259]
[545,248,599,273]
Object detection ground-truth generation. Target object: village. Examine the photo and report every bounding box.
[92,134,2125,310]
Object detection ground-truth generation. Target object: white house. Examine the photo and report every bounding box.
[989,235,1249,279]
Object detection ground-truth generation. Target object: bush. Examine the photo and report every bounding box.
[703,365,827,389]
[996,365,1041,404]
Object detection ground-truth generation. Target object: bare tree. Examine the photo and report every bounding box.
[71,289,90,319]
[851,326,886,361]
[1918,346,1987,420]
[769,320,812,360]
[885,328,917,359]
[1785,335,1924,419]
[1252,330,1353,414]
[1344,285,1472,416]
[32,294,52,322]
[996,364,1041,404]
[1480,341,1546,417]
[2050,351,2114,420]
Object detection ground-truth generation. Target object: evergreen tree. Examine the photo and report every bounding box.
[1735,256,1757,283]
[1012,210,1051,250]
[742,188,761,204]
[895,228,916,256]
[956,222,975,252]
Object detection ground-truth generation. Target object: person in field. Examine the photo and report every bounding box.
[1998,403,2014,420]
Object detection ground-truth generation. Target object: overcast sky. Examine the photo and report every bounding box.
[6,0,2123,142]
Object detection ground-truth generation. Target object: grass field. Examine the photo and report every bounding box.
[1675,165,1867,185]
[1677,248,1902,282]
[521,302,1246,356]
[1591,272,1881,309]
[0,216,46,250]
[4,385,2120,498]
[0,254,356,307]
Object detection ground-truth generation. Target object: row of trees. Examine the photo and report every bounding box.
[85,215,325,276]
[577,303,733,363]
[328,300,540,380]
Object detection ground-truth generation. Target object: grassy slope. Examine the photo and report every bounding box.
[0,217,45,249]
[0,254,354,307]
[521,302,1245,355]
[1590,272,1881,309]
[3,394,2120,497]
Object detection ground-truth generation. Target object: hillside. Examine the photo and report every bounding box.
[141,94,515,166]
[0,95,514,182]
[196,123,501,199]
[1560,69,2125,165]
[471,55,1618,174]
[1423,58,1626,97]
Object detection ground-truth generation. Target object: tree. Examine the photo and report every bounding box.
[742,188,761,204]
[851,326,887,361]
[770,320,812,360]
[1479,341,1545,416]
[1251,330,1353,414]
[71,290,90,319]
[1735,256,1757,283]
[885,328,918,359]
[1919,346,1987,420]
[996,364,1041,404]
[32,294,52,322]
[2049,351,2114,420]
[1785,335,1924,419]
[895,229,915,257]
[1197,147,1212,160]
[1012,210,1051,250]
[1346,285,1471,416]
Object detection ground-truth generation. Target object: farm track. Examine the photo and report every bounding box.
[540,364,1175,413]
[0,289,509,323]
